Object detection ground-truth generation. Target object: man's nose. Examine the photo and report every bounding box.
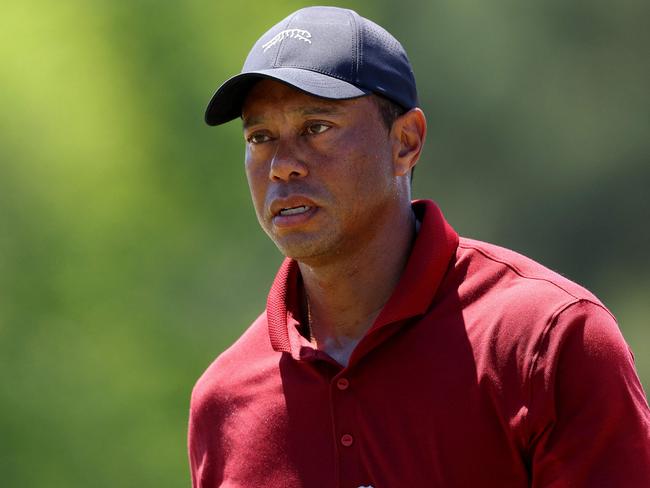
[269,141,308,182]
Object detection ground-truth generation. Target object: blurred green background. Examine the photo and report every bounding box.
[1,0,648,485]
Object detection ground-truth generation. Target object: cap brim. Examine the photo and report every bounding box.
[204,68,370,126]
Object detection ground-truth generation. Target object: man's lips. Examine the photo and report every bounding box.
[269,196,319,228]
[269,196,318,218]
[278,205,312,216]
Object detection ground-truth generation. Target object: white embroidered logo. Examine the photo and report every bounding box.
[262,29,312,52]
[358,485,374,488]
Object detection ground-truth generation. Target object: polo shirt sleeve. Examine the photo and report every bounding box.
[527,300,650,487]
[188,378,227,488]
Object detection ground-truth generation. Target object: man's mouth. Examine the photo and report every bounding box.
[278,205,312,216]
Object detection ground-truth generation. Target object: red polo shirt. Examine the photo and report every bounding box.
[189,200,650,487]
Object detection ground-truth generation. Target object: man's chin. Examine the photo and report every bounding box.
[272,235,336,264]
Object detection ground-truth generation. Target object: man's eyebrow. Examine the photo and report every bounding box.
[242,105,344,129]
[242,115,264,130]
[299,105,343,116]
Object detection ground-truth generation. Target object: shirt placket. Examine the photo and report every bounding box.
[329,369,374,488]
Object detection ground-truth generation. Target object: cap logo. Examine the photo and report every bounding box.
[262,29,312,52]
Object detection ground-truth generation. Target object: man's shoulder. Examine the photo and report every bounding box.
[191,312,279,409]
[447,238,630,414]
[449,236,619,359]
[456,236,608,311]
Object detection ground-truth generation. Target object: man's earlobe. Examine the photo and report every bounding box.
[392,108,427,177]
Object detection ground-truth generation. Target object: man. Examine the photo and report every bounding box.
[189,6,650,487]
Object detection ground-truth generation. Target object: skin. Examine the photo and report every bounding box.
[242,79,427,366]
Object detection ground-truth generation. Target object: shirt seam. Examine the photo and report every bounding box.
[458,240,616,322]
[522,298,616,451]
[457,241,620,449]
[459,241,587,304]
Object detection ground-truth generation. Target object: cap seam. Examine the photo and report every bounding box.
[349,9,361,84]
[272,11,299,68]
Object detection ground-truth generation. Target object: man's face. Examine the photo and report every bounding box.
[242,80,399,263]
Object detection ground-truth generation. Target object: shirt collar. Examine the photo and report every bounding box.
[266,199,460,355]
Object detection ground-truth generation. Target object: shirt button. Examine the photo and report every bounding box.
[336,378,350,390]
[341,434,354,447]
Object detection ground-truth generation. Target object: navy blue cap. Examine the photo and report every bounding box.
[205,6,418,126]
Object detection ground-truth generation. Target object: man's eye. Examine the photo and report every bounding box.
[247,133,271,144]
[305,123,330,135]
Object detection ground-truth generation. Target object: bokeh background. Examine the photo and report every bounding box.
[1,0,648,485]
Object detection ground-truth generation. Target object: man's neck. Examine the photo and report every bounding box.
[298,205,418,366]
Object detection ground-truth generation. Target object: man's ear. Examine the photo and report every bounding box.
[391,108,427,177]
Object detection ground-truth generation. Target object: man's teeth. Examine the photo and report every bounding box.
[279,206,311,216]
